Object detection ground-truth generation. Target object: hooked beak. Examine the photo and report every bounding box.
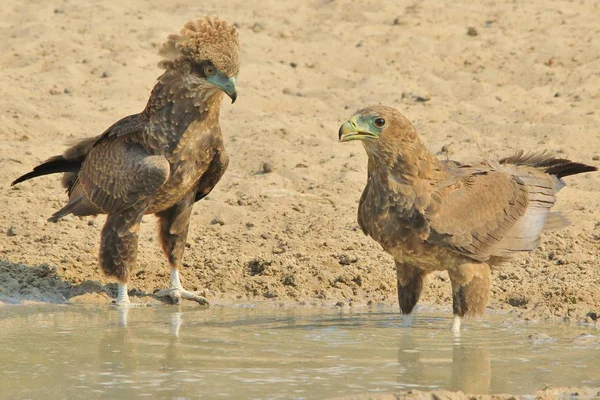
[222,77,237,104]
[209,74,238,103]
[338,117,379,142]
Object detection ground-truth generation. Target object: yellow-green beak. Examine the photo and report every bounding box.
[208,73,237,103]
[338,117,379,142]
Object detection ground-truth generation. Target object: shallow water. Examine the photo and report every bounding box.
[0,304,598,399]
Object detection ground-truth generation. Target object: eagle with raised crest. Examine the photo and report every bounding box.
[12,16,240,306]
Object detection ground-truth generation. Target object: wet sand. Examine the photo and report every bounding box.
[1,0,599,322]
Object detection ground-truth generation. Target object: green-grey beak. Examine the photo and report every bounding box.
[339,117,379,142]
[208,73,237,103]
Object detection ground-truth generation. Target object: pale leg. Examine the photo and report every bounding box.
[156,268,208,305]
[451,315,461,336]
[116,283,130,305]
[115,283,131,328]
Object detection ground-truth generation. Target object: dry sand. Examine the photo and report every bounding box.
[1,0,599,326]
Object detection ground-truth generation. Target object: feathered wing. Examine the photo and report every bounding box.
[194,148,229,202]
[425,151,597,261]
[11,113,143,189]
[52,137,170,221]
[425,169,529,261]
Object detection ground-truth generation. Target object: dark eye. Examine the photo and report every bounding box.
[374,117,386,128]
[203,66,216,76]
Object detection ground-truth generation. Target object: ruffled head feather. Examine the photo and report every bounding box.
[158,16,240,77]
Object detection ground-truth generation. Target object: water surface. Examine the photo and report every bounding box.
[1,304,598,399]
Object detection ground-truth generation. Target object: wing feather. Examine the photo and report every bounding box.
[425,170,529,261]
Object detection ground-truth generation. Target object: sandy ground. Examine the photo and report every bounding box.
[1,0,599,328]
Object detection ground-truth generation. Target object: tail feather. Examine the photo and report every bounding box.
[11,156,83,186]
[499,150,597,178]
[12,136,98,186]
[545,162,597,179]
[48,197,83,223]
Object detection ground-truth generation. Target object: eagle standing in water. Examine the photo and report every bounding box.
[339,105,596,334]
[12,16,240,306]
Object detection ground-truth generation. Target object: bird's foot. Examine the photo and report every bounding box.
[110,283,148,308]
[155,287,209,306]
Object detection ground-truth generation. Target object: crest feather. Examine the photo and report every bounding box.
[158,16,240,76]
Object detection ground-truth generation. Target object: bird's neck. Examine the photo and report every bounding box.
[366,140,446,187]
[144,71,223,121]
[139,72,224,153]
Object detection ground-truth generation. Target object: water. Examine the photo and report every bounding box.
[0,304,598,399]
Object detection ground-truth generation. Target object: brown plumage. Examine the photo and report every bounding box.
[12,16,240,306]
[339,105,597,333]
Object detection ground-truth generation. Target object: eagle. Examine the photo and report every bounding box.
[339,105,597,333]
[12,16,240,306]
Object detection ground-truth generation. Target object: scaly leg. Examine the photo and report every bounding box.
[117,283,130,304]
[448,262,491,335]
[155,268,208,305]
[155,193,208,305]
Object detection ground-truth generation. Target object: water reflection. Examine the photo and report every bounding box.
[0,305,598,399]
[394,323,490,393]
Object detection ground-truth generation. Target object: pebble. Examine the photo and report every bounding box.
[210,216,225,226]
[467,26,478,36]
[282,88,305,97]
[251,22,264,33]
[6,226,18,236]
[262,161,274,174]
[101,71,110,78]
[440,143,453,155]
[338,254,358,265]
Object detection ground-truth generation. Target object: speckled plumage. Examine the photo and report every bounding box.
[340,106,596,330]
[12,17,240,302]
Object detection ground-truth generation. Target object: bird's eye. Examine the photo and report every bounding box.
[203,66,216,76]
[374,117,386,128]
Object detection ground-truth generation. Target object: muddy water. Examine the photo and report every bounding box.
[0,304,598,399]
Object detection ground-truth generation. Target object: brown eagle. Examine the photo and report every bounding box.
[12,16,240,306]
[339,105,596,333]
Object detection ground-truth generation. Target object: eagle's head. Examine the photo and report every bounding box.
[339,105,419,156]
[158,16,240,103]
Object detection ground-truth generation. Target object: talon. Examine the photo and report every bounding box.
[172,289,181,305]
[156,288,209,306]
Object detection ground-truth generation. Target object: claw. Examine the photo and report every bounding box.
[156,287,209,305]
